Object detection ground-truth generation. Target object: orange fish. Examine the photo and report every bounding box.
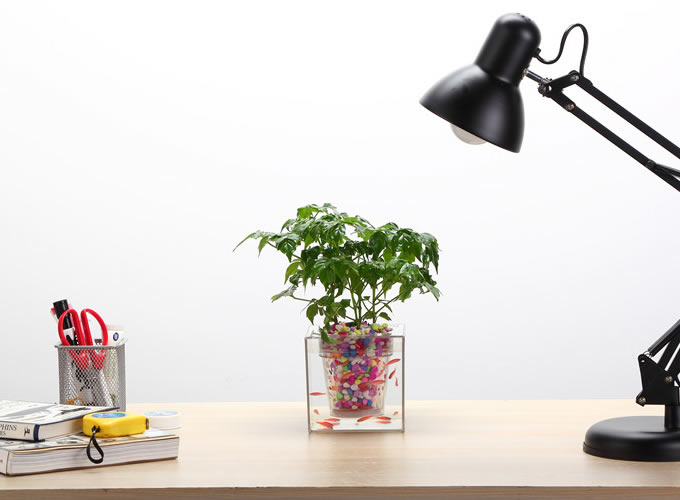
[316,421,334,430]
[388,369,396,380]
[393,411,399,416]
[395,378,399,387]
[370,379,385,385]
[313,409,320,415]
[376,416,391,421]
[376,420,391,424]
[325,417,340,422]
[309,392,326,396]
[386,358,401,367]
[357,415,373,422]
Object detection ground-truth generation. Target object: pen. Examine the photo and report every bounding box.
[50,307,73,344]
[53,299,76,345]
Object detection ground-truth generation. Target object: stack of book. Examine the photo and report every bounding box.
[0,401,179,476]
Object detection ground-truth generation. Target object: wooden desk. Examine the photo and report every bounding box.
[1,400,679,499]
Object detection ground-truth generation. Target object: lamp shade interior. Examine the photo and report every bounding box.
[451,124,486,145]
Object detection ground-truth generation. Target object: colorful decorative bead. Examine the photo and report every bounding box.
[319,323,393,416]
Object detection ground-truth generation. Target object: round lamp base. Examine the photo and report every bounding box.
[584,416,680,461]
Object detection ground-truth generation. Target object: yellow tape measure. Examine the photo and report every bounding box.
[83,411,148,438]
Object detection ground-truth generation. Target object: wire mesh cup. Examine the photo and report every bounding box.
[56,339,126,410]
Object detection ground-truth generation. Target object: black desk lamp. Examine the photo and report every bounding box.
[421,13,680,461]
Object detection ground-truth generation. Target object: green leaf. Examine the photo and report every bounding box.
[297,205,319,219]
[398,282,415,301]
[281,218,297,231]
[359,260,383,287]
[324,221,346,246]
[431,247,440,273]
[306,302,318,323]
[409,239,422,259]
[284,261,300,283]
[361,228,375,241]
[320,330,337,344]
[398,263,424,282]
[420,233,440,273]
[233,231,258,251]
[423,282,441,301]
[275,234,300,260]
[325,301,339,320]
[301,245,322,263]
[331,258,352,283]
[234,230,275,252]
[369,231,387,254]
[257,237,269,255]
[316,294,332,307]
[378,312,391,320]
[319,266,335,287]
[420,232,437,247]
[271,286,297,302]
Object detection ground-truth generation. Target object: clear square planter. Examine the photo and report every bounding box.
[305,324,404,432]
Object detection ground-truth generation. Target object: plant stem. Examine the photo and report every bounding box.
[371,287,376,323]
[359,297,372,315]
[373,296,399,318]
[349,291,360,326]
[356,289,362,325]
[290,296,313,303]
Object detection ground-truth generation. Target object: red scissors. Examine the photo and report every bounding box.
[57,309,109,370]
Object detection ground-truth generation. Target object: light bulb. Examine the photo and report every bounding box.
[451,124,486,145]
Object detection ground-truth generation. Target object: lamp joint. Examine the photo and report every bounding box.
[636,353,680,407]
[546,72,581,94]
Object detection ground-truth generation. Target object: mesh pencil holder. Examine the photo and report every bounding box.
[55,339,126,410]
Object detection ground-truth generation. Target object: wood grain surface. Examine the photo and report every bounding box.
[0,400,679,499]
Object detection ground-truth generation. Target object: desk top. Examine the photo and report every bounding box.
[1,400,679,499]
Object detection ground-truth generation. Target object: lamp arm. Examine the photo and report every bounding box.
[526,68,680,420]
[525,69,680,192]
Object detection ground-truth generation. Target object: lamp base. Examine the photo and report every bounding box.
[584,416,680,461]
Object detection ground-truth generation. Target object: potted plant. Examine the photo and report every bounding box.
[235,203,440,428]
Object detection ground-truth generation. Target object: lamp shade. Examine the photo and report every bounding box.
[420,14,541,152]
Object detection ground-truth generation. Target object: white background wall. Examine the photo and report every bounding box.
[1,0,679,404]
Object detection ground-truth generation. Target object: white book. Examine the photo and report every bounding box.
[0,429,179,476]
[0,400,116,441]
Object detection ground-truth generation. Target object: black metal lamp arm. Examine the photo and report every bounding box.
[524,65,680,419]
[525,69,680,192]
